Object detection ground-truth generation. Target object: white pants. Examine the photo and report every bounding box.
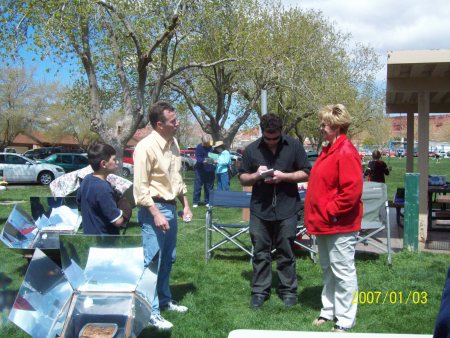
[316,232,358,328]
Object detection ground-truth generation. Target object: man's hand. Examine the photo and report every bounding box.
[256,165,269,175]
[181,206,193,223]
[153,212,170,231]
[265,170,285,184]
[149,204,169,231]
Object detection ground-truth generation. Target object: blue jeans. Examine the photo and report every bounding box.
[138,204,177,315]
[193,169,215,204]
[216,172,229,191]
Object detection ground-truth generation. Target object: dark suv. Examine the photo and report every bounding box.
[23,147,85,160]
[38,153,89,173]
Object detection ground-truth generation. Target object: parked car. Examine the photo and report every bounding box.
[123,147,134,165]
[307,150,319,166]
[4,147,16,153]
[38,153,89,173]
[0,153,65,185]
[382,149,396,157]
[180,153,196,171]
[122,162,134,178]
[23,146,85,160]
[180,149,196,159]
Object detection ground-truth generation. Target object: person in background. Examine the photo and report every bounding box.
[192,135,215,207]
[77,143,131,234]
[239,113,311,309]
[133,101,193,330]
[434,266,450,338]
[364,149,390,183]
[304,104,363,333]
[212,141,231,191]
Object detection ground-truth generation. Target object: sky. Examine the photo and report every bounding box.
[281,0,450,81]
[13,0,450,85]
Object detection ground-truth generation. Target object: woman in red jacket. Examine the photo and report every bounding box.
[304,104,363,332]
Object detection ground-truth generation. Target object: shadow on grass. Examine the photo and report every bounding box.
[138,326,172,338]
[0,272,18,327]
[355,251,383,262]
[241,270,252,282]
[209,248,253,262]
[135,284,195,337]
[14,260,29,277]
[299,285,323,310]
[171,282,196,302]
[294,250,316,260]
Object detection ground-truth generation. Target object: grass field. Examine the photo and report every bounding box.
[369,155,450,199]
[0,159,449,337]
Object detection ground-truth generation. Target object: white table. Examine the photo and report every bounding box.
[228,330,432,338]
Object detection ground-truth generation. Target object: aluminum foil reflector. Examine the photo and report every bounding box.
[9,236,156,338]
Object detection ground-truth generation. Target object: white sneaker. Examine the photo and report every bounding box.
[205,203,210,207]
[162,301,188,313]
[149,314,173,330]
[192,204,198,208]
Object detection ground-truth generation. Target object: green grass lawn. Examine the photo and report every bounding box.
[380,156,450,199]
[0,163,449,337]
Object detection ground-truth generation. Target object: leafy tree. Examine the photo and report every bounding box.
[168,0,257,146]
[263,7,384,150]
[168,0,383,149]
[1,0,232,157]
[44,82,100,148]
[0,66,61,150]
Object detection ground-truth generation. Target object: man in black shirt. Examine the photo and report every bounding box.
[239,113,311,308]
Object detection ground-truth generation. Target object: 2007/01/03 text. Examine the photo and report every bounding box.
[352,291,428,305]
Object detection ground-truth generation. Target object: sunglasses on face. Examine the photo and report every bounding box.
[263,135,280,141]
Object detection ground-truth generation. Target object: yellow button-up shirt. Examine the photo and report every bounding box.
[133,131,187,207]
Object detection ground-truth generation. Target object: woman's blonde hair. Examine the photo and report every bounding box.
[318,104,351,134]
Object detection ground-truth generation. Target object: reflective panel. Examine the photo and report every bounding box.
[1,204,37,248]
[0,197,81,251]
[8,249,72,338]
[31,197,81,232]
[10,236,157,338]
[59,235,146,291]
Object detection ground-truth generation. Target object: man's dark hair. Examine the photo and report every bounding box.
[88,143,116,171]
[149,101,175,128]
[260,113,283,133]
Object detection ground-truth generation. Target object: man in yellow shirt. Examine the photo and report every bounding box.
[134,101,193,330]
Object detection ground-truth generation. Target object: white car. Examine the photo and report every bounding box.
[0,152,65,185]
[180,153,196,170]
[122,162,134,178]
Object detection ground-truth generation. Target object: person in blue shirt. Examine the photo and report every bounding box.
[77,143,131,234]
[434,266,450,338]
[212,141,231,191]
[192,135,215,207]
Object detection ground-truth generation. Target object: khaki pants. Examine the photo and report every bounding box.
[316,232,358,329]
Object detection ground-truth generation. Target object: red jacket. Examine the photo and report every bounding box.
[304,135,363,235]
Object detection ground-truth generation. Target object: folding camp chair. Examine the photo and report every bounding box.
[389,187,404,227]
[205,190,253,262]
[287,190,317,262]
[294,206,317,263]
[357,181,392,266]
